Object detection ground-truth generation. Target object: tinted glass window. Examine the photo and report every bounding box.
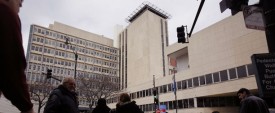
[247,64,255,76]
[199,76,205,85]
[220,70,228,81]
[188,79,193,88]
[182,80,187,89]
[229,68,237,79]
[213,72,220,82]
[163,85,167,93]
[178,100,183,108]
[177,81,182,89]
[189,98,194,108]
[197,98,204,107]
[237,65,247,78]
[169,101,173,110]
[193,77,199,87]
[206,74,213,84]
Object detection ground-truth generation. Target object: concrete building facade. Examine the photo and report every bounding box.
[25,22,119,106]
[108,2,273,113]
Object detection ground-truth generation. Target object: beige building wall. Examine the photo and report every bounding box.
[111,11,269,113]
[26,22,119,107]
[124,10,169,88]
[49,21,114,46]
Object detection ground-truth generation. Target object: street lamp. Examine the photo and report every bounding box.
[64,37,78,79]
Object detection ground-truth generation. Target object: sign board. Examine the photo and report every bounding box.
[251,53,275,97]
[243,6,265,31]
[159,105,167,113]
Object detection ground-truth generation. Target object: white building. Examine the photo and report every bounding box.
[25,22,119,106]
[107,2,273,113]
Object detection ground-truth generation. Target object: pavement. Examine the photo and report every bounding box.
[0,97,41,113]
[0,97,20,113]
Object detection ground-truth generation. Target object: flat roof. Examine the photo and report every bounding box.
[126,2,171,23]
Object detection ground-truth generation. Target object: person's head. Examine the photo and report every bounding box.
[237,88,251,100]
[97,98,107,106]
[0,0,23,13]
[62,77,76,92]
[119,93,131,103]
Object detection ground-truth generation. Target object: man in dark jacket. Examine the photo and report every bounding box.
[116,93,143,113]
[237,88,270,113]
[92,98,110,113]
[44,77,79,113]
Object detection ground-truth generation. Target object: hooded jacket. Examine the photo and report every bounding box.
[92,98,110,113]
[240,95,270,113]
[116,101,143,113]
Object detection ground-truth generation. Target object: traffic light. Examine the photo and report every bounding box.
[229,0,248,15]
[220,0,248,15]
[46,69,52,79]
[177,26,186,43]
[153,89,159,105]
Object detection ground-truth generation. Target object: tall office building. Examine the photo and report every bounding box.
[25,22,119,105]
[108,2,273,113]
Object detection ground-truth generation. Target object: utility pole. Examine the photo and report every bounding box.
[261,0,275,53]
[153,75,157,113]
[173,68,178,113]
[65,38,78,79]
[189,0,205,37]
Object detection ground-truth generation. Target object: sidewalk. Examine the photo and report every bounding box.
[0,97,40,113]
[0,97,20,113]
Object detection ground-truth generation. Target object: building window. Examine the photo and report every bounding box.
[193,77,199,87]
[182,80,187,89]
[220,70,228,81]
[247,64,255,76]
[229,68,237,79]
[199,75,205,85]
[188,79,193,88]
[205,74,213,84]
[213,72,220,83]
[237,65,247,78]
[177,81,182,90]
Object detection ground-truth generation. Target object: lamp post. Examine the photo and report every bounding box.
[64,37,78,79]
[171,68,178,113]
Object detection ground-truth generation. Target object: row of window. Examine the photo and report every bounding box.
[33,26,118,54]
[31,37,118,62]
[29,55,117,75]
[107,96,238,112]
[27,72,63,86]
[29,51,117,69]
[27,62,118,79]
[113,64,254,102]
[27,68,119,84]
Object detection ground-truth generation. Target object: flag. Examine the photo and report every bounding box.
[172,73,177,95]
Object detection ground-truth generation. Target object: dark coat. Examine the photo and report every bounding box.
[0,3,33,112]
[92,105,110,113]
[44,85,79,113]
[240,95,270,113]
[116,101,143,113]
[92,98,111,113]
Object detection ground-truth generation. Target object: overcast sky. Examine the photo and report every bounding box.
[19,0,258,52]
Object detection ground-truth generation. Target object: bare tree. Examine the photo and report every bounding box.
[78,75,119,109]
[29,80,55,113]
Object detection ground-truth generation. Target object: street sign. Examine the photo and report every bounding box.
[159,105,167,113]
[251,53,275,97]
[243,6,265,31]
